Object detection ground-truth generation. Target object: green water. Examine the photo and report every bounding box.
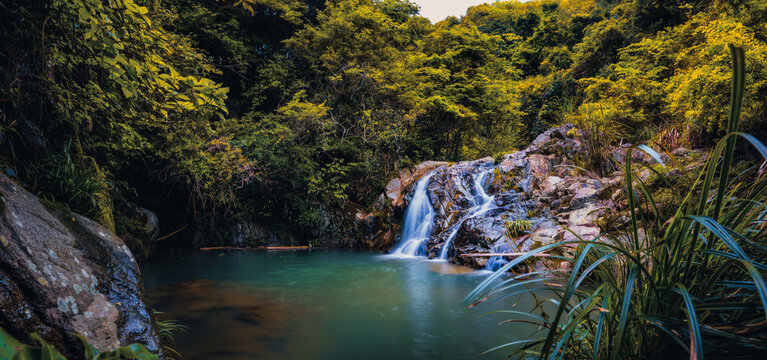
[141,250,540,360]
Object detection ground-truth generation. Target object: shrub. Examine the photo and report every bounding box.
[504,217,533,238]
[28,142,107,218]
[566,101,630,176]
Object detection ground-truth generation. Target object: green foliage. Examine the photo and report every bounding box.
[565,102,628,175]
[2,0,767,244]
[26,143,106,218]
[308,159,351,207]
[467,46,767,360]
[0,325,158,360]
[45,0,229,147]
[587,12,767,145]
[402,20,525,160]
[154,311,187,360]
[0,0,254,228]
[504,217,533,238]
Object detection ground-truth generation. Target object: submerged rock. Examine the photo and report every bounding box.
[0,175,161,358]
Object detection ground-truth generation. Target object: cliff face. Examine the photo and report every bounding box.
[358,125,704,271]
[0,175,161,358]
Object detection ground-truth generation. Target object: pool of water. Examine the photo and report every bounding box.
[141,250,540,360]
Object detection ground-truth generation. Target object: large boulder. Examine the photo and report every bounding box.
[0,175,161,358]
[384,161,449,208]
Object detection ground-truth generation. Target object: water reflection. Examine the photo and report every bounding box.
[142,251,541,360]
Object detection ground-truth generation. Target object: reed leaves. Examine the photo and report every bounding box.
[467,45,767,359]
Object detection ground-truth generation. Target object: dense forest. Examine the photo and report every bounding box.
[2,0,766,246]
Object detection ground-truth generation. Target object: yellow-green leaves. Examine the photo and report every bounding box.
[53,0,229,120]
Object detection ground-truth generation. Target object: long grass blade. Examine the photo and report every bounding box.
[593,293,610,360]
[540,244,594,358]
[610,264,638,360]
[477,339,542,357]
[643,316,691,352]
[687,215,767,317]
[741,261,767,320]
[466,241,579,305]
[677,285,704,360]
[714,45,745,220]
[636,144,667,167]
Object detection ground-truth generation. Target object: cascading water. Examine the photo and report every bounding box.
[438,169,496,260]
[438,228,459,260]
[470,170,495,219]
[391,173,436,257]
[484,252,507,272]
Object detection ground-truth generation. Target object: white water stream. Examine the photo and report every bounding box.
[438,169,496,260]
[391,168,506,272]
[391,174,436,257]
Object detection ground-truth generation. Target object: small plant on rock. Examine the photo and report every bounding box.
[504,217,533,238]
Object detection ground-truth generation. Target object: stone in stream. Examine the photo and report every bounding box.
[0,175,161,358]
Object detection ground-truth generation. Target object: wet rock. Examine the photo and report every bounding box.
[354,211,377,237]
[551,199,562,209]
[143,209,160,242]
[365,124,705,272]
[385,161,450,208]
[385,178,402,204]
[356,201,399,251]
[372,193,387,212]
[671,147,690,156]
[564,203,606,243]
[569,182,601,210]
[115,201,160,261]
[230,220,265,246]
[0,175,161,358]
[528,221,562,249]
[543,176,564,194]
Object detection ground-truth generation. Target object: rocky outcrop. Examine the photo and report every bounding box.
[358,125,705,271]
[357,161,449,250]
[0,175,162,358]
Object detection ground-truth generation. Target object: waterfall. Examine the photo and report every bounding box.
[470,170,495,219]
[484,255,506,272]
[391,173,436,257]
[484,237,508,272]
[438,169,496,260]
[438,228,459,260]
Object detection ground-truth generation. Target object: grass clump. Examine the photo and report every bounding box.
[156,311,188,360]
[504,218,534,238]
[25,141,108,219]
[467,46,767,359]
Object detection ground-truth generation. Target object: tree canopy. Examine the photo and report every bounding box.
[1,0,765,244]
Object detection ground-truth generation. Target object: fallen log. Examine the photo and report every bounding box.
[200,246,264,251]
[460,252,551,257]
[199,246,319,251]
[265,246,313,250]
[156,224,188,241]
